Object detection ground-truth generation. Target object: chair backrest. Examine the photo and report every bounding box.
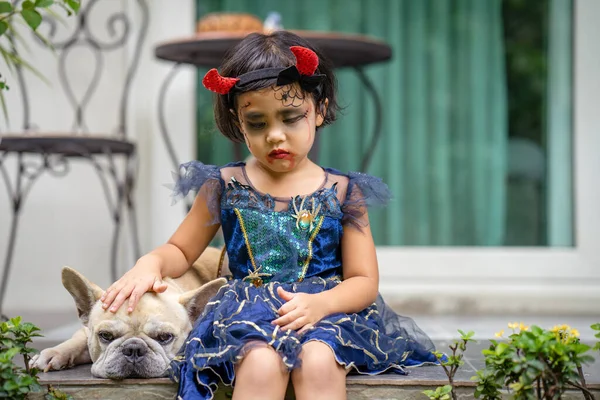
[5,0,149,139]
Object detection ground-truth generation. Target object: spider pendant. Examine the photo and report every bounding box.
[291,196,321,231]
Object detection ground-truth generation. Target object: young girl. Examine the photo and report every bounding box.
[101,31,439,400]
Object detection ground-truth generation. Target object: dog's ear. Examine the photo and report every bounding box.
[61,267,104,325]
[179,278,227,322]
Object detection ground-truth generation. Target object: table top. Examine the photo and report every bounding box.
[154,30,392,69]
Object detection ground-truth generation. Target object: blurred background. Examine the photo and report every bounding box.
[0,0,598,341]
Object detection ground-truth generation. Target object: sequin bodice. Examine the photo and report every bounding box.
[220,177,344,284]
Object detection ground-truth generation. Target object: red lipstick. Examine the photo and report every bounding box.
[268,149,292,160]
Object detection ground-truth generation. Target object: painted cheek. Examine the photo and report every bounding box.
[303,118,312,143]
[242,132,252,149]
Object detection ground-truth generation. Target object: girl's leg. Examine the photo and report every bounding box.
[233,343,290,400]
[291,341,347,400]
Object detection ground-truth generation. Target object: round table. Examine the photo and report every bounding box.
[154,30,392,177]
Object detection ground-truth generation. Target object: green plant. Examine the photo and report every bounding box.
[423,330,476,400]
[592,323,600,352]
[474,323,597,400]
[0,316,72,400]
[425,322,599,400]
[423,385,453,400]
[0,0,80,117]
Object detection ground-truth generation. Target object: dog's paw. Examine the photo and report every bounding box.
[30,348,72,372]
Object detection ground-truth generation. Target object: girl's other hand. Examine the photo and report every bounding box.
[272,286,329,334]
[100,255,168,313]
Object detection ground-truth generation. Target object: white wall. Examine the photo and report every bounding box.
[1,0,599,317]
[0,0,195,314]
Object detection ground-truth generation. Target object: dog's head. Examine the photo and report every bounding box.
[62,251,227,379]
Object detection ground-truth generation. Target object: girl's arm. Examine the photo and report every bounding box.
[101,191,220,313]
[317,209,379,314]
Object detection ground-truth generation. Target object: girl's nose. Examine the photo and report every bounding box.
[266,127,285,143]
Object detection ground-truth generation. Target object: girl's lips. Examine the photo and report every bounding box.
[268,150,292,160]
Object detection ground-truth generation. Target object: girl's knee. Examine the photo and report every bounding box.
[296,342,345,383]
[236,345,287,384]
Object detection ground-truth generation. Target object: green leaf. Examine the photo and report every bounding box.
[22,0,36,10]
[440,385,453,395]
[0,21,7,36]
[495,342,509,356]
[591,323,600,331]
[572,343,591,354]
[0,1,13,13]
[21,9,43,30]
[36,0,54,7]
[3,380,19,391]
[463,330,475,340]
[66,0,80,13]
[577,355,595,365]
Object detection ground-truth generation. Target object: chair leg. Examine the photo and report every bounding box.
[92,152,137,283]
[110,210,124,284]
[125,154,141,262]
[0,210,23,321]
[0,153,35,321]
[109,174,127,283]
[126,196,141,262]
[111,190,142,282]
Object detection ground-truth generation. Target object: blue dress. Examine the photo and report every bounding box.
[169,161,439,399]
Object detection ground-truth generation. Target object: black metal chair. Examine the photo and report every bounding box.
[0,0,149,318]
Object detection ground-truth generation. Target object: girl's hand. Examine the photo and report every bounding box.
[100,255,168,313]
[272,286,329,334]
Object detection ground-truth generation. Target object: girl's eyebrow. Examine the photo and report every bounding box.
[243,108,306,120]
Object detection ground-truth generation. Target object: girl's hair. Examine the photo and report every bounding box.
[214,31,339,142]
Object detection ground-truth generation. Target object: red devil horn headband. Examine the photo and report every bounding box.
[202,69,239,95]
[202,45,322,95]
[289,46,319,75]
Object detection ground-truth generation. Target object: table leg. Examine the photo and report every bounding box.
[353,67,383,172]
[157,63,193,210]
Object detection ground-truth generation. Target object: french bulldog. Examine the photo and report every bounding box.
[30,247,228,379]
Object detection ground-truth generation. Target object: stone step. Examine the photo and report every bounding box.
[18,314,600,399]
[30,363,599,400]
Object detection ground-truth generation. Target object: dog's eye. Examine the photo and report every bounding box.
[156,333,174,344]
[98,331,114,343]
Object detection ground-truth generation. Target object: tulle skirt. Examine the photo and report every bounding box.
[169,277,439,400]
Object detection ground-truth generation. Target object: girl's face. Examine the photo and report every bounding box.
[234,84,325,173]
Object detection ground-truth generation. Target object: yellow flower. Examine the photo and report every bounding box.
[495,330,504,338]
[551,325,561,333]
[508,322,519,330]
[519,323,529,331]
[571,328,580,338]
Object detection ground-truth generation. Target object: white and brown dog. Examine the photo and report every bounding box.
[30,247,228,379]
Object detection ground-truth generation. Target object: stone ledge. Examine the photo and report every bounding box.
[29,364,599,400]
